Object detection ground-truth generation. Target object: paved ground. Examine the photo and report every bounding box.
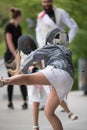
[0,91,87,130]
[0,58,87,130]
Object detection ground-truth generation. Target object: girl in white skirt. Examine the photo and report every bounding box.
[0,28,75,130]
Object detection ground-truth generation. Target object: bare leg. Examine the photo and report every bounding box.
[2,72,63,129]
[60,100,70,113]
[32,102,40,130]
[60,98,78,120]
[44,87,63,130]
[3,72,51,86]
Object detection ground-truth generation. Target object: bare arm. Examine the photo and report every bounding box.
[1,71,51,86]
[3,74,26,86]
[5,33,17,57]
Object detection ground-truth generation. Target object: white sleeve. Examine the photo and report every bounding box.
[61,10,79,43]
[35,19,43,48]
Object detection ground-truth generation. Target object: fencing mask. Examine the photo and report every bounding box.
[45,27,69,47]
[18,35,36,55]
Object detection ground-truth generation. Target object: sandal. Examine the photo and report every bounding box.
[67,112,78,120]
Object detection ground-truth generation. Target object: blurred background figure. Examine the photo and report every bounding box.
[36,0,78,47]
[36,0,78,115]
[4,7,28,110]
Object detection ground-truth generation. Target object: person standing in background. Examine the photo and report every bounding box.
[36,0,78,47]
[36,0,78,119]
[4,7,28,110]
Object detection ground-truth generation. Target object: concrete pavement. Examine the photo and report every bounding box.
[0,58,87,130]
[0,91,87,130]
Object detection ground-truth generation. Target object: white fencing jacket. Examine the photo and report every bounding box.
[36,6,79,47]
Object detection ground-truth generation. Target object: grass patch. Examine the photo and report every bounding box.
[0,41,6,58]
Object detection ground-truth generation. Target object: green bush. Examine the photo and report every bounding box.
[0,42,6,58]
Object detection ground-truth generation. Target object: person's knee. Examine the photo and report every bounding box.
[33,102,40,107]
[44,105,53,119]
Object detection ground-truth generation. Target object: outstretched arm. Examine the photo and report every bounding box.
[0,72,51,87]
[2,74,26,86]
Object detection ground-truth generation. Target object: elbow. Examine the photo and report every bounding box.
[73,24,79,33]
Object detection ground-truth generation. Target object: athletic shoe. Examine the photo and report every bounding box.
[67,112,78,120]
[22,102,28,110]
[8,102,14,109]
[39,106,45,111]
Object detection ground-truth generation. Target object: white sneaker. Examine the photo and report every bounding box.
[67,112,78,120]
[0,76,4,87]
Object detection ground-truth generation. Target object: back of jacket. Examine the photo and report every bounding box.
[21,44,74,79]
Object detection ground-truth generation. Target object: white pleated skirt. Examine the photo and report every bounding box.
[41,66,74,102]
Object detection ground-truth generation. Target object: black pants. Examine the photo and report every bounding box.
[7,73,28,102]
